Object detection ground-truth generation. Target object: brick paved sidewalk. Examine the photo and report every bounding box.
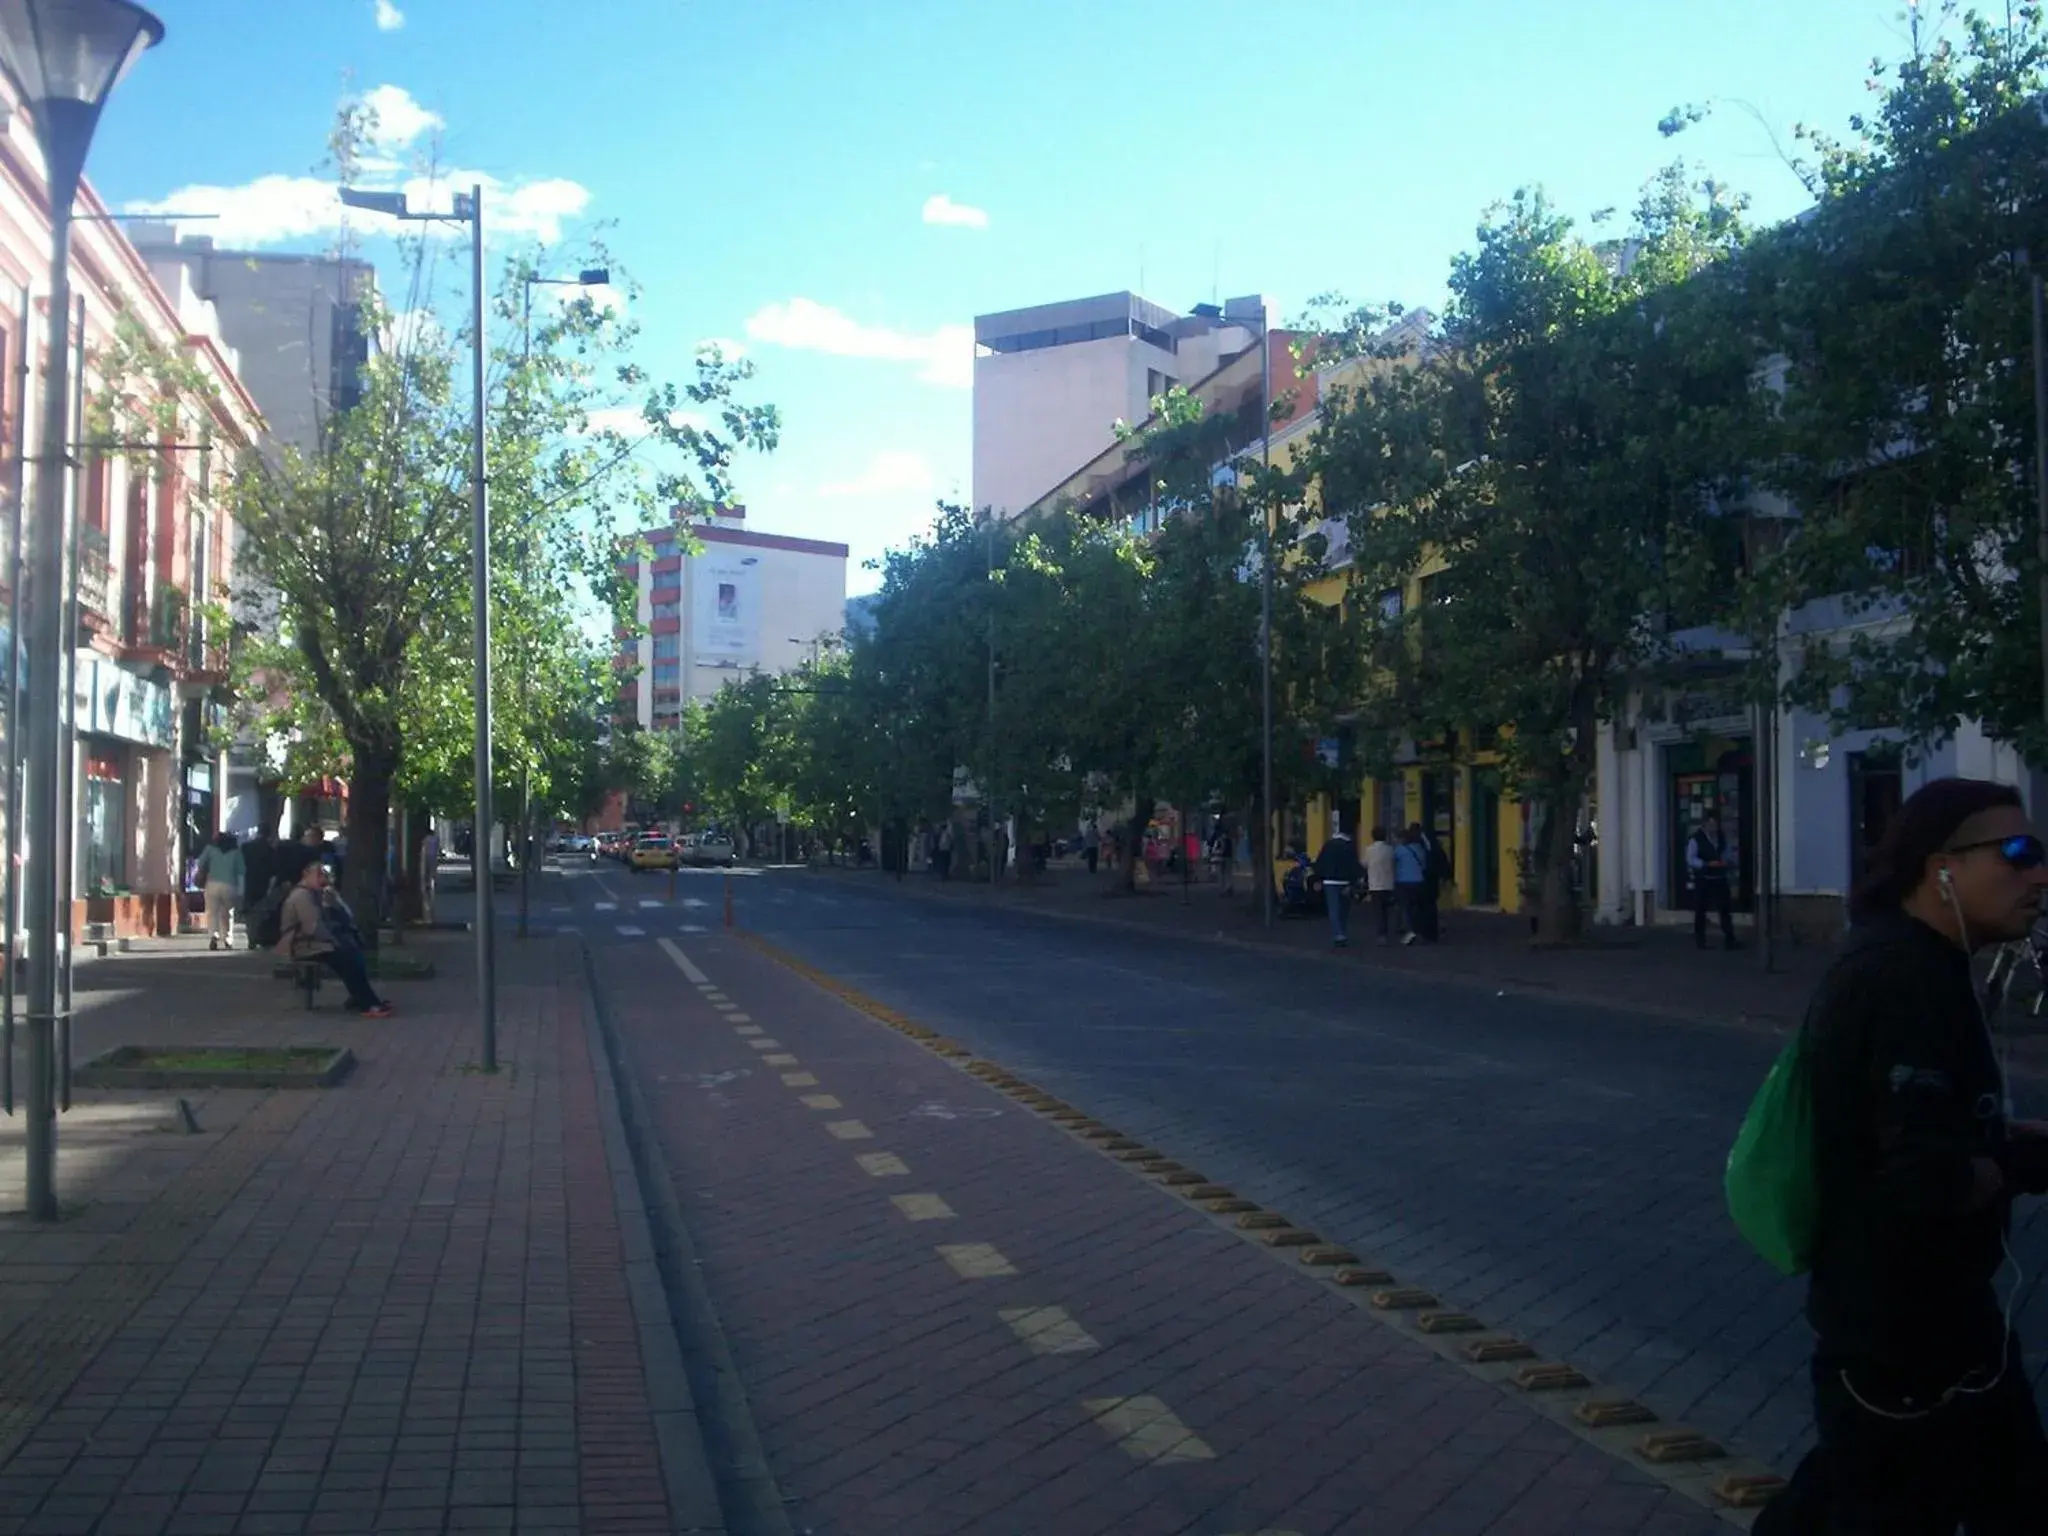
[597,928,1752,1535]
[0,931,717,1535]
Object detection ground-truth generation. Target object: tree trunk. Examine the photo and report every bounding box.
[1533,676,1601,945]
[255,777,286,841]
[342,750,397,946]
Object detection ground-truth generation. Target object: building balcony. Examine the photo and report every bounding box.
[120,582,189,673]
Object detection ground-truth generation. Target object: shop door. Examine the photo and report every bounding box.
[1420,768,1456,891]
[1847,749,1902,897]
[1670,750,1754,911]
[1471,767,1502,906]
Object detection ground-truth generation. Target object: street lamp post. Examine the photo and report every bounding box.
[0,0,162,1221]
[338,181,496,1069]
[513,268,605,940]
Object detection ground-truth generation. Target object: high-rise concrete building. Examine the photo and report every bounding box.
[614,509,848,733]
[972,291,1271,518]
[128,225,374,459]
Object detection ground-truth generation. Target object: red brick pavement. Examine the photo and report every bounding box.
[0,933,700,1536]
[597,929,1739,1536]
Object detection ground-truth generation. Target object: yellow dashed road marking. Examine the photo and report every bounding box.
[763,1054,799,1066]
[890,1193,955,1222]
[824,1120,872,1140]
[799,1094,843,1110]
[937,1243,1016,1279]
[781,1072,819,1087]
[856,1152,909,1177]
[999,1306,1098,1355]
[1083,1397,1214,1464]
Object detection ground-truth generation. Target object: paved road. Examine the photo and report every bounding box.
[630,864,2048,1472]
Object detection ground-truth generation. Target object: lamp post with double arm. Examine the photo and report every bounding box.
[337,182,497,1070]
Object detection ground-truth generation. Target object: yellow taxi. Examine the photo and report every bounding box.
[629,834,677,871]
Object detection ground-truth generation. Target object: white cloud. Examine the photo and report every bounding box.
[819,450,934,499]
[696,336,747,361]
[743,298,971,389]
[373,0,405,30]
[361,84,441,150]
[921,193,988,229]
[584,405,708,438]
[123,166,591,248]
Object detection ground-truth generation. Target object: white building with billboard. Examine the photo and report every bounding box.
[615,509,848,731]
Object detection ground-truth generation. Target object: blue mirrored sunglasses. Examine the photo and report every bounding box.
[1946,833,2048,870]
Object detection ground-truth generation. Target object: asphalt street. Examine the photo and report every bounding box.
[547,858,2048,1481]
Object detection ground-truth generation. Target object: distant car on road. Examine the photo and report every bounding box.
[685,830,737,868]
[629,835,677,872]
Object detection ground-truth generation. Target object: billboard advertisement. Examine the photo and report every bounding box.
[692,552,762,667]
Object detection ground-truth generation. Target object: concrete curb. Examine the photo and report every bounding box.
[576,939,796,1536]
[567,935,728,1534]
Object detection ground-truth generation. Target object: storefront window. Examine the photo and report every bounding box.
[83,754,126,894]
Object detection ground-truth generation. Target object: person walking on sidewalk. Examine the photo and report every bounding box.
[1755,777,2048,1535]
[1688,812,1739,950]
[1210,819,1235,895]
[194,831,244,951]
[1394,828,1428,945]
[1409,822,1449,942]
[277,859,394,1017]
[1081,821,1100,876]
[1313,823,1363,948]
[1364,825,1398,944]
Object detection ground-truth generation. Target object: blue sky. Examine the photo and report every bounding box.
[88,0,1920,592]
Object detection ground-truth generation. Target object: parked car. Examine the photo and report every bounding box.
[629,835,677,872]
[685,829,737,868]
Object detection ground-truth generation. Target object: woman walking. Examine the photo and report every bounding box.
[194,831,245,952]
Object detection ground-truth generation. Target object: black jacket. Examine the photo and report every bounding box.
[1313,835,1363,886]
[1803,912,2042,1380]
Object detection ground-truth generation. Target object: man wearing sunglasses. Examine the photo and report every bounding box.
[1759,777,2048,1534]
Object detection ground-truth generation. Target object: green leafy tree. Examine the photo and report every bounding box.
[1299,167,1756,939]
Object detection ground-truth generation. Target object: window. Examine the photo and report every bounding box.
[653,660,680,683]
[652,596,680,619]
[83,753,126,893]
[652,632,680,659]
[1377,588,1403,622]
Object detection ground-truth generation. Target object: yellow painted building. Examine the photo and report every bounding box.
[1272,349,1536,916]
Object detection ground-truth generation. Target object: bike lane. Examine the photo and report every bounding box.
[592,925,1751,1535]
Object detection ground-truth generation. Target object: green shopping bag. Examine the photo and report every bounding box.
[1725,1029,1819,1277]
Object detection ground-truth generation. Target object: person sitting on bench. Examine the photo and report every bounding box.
[276,859,393,1017]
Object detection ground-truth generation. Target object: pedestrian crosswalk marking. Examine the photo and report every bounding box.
[936,1242,1015,1279]
[594,901,617,912]
[780,1072,818,1086]
[799,1094,843,1110]
[746,1038,782,1051]
[725,1012,751,1023]
[712,1001,738,1012]
[657,938,709,985]
[823,1119,872,1140]
[1083,1397,1214,1464]
[856,1152,908,1177]
[891,1193,954,1222]
[679,923,709,933]
[616,925,646,937]
[734,1025,764,1036]
[763,1054,799,1066]
[639,898,663,908]
[1000,1306,1097,1355]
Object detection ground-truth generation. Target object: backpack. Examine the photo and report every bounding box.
[1725,1029,1820,1276]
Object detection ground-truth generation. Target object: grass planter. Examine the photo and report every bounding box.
[74,1045,355,1090]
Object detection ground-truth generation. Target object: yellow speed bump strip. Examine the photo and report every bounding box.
[1082,1397,1215,1464]
[734,926,1787,1520]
